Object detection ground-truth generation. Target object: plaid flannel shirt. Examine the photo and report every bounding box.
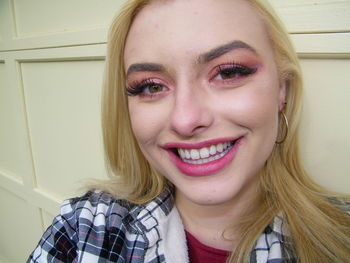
[28,189,296,263]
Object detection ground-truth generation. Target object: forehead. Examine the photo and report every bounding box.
[124,0,272,66]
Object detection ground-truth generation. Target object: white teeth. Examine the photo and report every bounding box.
[217,143,224,153]
[179,149,185,159]
[199,147,209,158]
[182,147,230,164]
[176,141,234,164]
[190,149,200,160]
[209,145,216,155]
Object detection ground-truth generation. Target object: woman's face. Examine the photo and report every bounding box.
[124,0,285,206]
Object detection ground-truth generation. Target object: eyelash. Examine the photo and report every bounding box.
[212,63,258,82]
[126,79,167,97]
[126,63,258,97]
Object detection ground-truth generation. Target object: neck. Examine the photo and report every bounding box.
[175,178,260,251]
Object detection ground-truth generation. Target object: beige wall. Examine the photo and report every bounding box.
[0,0,349,262]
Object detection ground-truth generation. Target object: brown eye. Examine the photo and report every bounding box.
[148,84,164,93]
[215,64,257,81]
[126,80,168,97]
[220,68,238,79]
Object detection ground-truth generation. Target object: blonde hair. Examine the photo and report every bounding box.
[100,0,350,262]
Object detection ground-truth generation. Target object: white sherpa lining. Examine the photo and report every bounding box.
[161,206,189,263]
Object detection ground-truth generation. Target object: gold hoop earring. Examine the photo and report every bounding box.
[276,110,289,144]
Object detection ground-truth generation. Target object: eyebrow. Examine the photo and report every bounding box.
[126,40,257,76]
[126,63,165,77]
[198,40,257,63]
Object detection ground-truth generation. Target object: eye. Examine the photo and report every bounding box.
[214,64,257,81]
[145,83,165,94]
[126,79,168,98]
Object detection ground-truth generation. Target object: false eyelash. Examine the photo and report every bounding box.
[126,79,156,96]
[217,64,258,76]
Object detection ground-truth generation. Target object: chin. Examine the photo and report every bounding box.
[176,172,259,207]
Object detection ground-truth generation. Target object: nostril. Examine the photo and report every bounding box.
[170,115,213,137]
[170,94,213,137]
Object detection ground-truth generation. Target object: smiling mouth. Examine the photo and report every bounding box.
[165,137,242,177]
[176,141,234,164]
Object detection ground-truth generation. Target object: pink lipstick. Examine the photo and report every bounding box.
[164,137,243,177]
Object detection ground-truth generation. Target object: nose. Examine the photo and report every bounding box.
[169,86,213,137]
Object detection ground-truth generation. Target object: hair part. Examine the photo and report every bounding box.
[98,0,350,262]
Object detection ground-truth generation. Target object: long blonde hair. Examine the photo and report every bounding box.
[100,0,350,262]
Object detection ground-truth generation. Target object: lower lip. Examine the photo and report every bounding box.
[167,138,243,177]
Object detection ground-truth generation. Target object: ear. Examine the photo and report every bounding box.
[278,80,287,111]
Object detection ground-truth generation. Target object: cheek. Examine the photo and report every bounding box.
[219,83,280,128]
[128,99,168,145]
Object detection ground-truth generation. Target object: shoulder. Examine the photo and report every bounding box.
[65,189,136,212]
[59,190,140,234]
[251,214,296,262]
[62,190,136,219]
[28,191,146,262]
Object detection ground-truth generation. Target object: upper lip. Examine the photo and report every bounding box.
[163,137,242,150]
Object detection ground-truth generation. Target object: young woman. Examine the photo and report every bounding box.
[28,0,350,262]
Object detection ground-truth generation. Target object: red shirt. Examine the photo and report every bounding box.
[185,231,230,263]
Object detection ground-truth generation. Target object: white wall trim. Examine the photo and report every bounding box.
[291,32,350,57]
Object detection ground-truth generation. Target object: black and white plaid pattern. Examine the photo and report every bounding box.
[28,189,296,262]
